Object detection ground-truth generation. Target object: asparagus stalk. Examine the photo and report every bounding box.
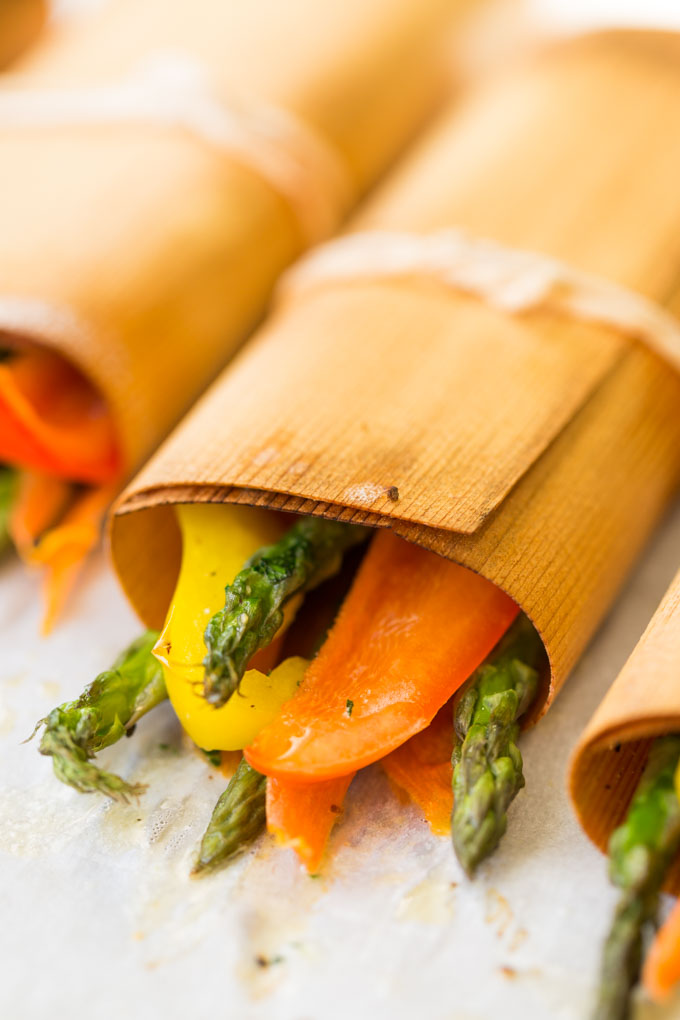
[192,757,267,875]
[0,355,17,553]
[451,614,546,876]
[0,465,17,554]
[203,517,367,706]
[593,735,680,1020]
[37,630,167,802]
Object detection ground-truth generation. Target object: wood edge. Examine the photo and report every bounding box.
[569,720,680,895]
[0,311,131,472]
[0,0,47,70]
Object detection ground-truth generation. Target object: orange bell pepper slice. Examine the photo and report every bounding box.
[381,702,454,836]
[266,773,354,873]
[8,470,72,556]
[643,896,680,1003]
[246,530,519,781]
[29,483,116,633]
[0,347,120,484]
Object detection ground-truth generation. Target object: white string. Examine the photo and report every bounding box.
[281,228,680,374]
[0,52,351,243]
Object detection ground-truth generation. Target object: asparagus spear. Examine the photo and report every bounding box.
[203,517,367,706]
[192,757,267,875]
[0,465,17,554]
[0,355,17,552]
[593,735,680,1020]
[37,630,167,802]
[451,614,546,876]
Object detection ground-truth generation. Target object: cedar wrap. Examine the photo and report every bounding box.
[0,0,45,69]
[570,570,680,892]
[111,31,680,722]
[0,0,459,472]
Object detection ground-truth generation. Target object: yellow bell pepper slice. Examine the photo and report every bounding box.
[153,503,302,750]
[215,655,309,749]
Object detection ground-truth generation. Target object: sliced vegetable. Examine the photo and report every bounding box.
[203,516,368,706]
[643,896,680,1003]
[8,469,71,556]
[0,347,120,484]
[381,703,453,836]
[280,543,366,662]
[266,772,354,872]
[0,347,122,625]
[155,503,298,750]
[29,483,116,633]
[246,530,519,781]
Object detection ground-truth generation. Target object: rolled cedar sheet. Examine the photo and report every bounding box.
[0,0,460,476]
[111,31,680,724]
[0,0,46,70]
[571,570,680,892]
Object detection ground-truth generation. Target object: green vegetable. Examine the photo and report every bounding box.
[37,630,167,802]
[193,757,267,875]
[0,466,17,554]
[201,748,222,768]
[593,735,680,1020]
[203,517,367,706]
[451,614,546,876]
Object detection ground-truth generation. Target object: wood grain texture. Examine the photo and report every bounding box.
[0,0,457,470]
[112,31,680,717]
[115,288,623,534]
[570,569,680,890]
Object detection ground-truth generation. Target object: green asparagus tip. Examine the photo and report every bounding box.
[192,758,267,876]
[36,630,166,802]
[202,517,367,707]
[452,780,511,878]
[451,614,546,876]
[39,715,147,803]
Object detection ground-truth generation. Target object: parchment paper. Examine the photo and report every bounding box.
[4,3,680,1019]
[1,500,679,1020]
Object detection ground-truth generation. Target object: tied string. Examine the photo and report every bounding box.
[280,229,680,375]
[0,52,352,245]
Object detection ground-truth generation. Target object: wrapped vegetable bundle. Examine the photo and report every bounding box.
[0,0,460,626]
[39,31,680,883]
[0,0,45,69]
[571,569,680,1018]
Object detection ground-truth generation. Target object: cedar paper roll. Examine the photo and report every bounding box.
[0,0,45,70]
[0,0,460,474]
[112,31,680,721]
[570,570,680,891]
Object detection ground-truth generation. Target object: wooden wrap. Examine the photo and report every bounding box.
[0,0,458,472]
[111,31,680,719]
[0,0,45,70]
[570,570,680,890]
